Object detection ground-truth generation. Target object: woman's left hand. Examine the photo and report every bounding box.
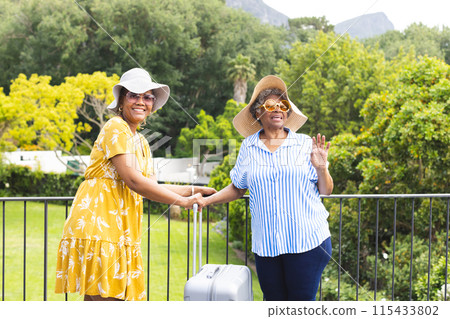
[311,133,331,169]
[196,186,217,196]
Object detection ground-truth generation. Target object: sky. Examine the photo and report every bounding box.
[263,0,450,31]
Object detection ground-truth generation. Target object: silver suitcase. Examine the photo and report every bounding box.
[184,204,253,301]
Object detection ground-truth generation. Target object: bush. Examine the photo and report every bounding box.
[415,249,450,300]
[0,163,83,197]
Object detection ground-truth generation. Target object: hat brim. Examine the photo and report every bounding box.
[232,75,307,137]
[107,80,170,112]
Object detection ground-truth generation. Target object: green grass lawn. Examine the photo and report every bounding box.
[0,200,263,301]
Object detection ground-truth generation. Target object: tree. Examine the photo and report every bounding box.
[0,74,83,152]
[364,23,450,64]
[324,56,450,298]
[63,72,119,156]
[175,99,247,244]
[347,56,450,195]
[0,72,119,172]
[226,54,256,103]
[276,31,388,138]
[175,99,244,176]
[0,0,91,90]
[288,16,334,43]
[0,0,289,156]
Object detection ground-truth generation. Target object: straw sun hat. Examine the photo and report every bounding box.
[232,75,308,138]
[107,68,170,112]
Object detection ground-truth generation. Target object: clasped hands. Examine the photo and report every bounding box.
[179,186,216,211]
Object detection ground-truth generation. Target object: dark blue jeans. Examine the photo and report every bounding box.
[254,237,332,301]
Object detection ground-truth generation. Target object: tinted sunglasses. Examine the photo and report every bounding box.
[259,99,291,112]
[124,92,156,105]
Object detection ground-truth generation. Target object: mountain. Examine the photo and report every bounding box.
[225,0,289,26]
[225,2,394,39]
[334,12,394,39]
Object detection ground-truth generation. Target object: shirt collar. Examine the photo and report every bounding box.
[247,127,304,149]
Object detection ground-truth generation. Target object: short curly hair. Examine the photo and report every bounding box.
[249,88,290,122]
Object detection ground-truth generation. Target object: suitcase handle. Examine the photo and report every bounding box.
[192,203,202,276]
[206,266,220,279]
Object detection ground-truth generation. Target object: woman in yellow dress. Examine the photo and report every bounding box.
[55,68,215,301]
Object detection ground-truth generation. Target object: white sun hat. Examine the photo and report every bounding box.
[232,75,308,137]
[107,68,170,112]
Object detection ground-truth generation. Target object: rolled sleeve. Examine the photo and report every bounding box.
[102,118,134,160]
[230,140,249,190]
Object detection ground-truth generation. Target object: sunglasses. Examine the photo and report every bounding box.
[124,92,156,105]
[259,99,291,112]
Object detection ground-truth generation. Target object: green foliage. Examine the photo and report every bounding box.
[175,99,244,158]
[364,23,450,64]
[226,54,256,83]
[0,74,83,151]
[208,154,249,244]
[288,16,334,43]
[324,55,450,300]
[0,200,264,300]
[0,71,118,158]
[226,53,256,103]
[358,56,449,195]
[0,163,83,197]
[0,0,289,156]
[277,31,387,138]
[415,255,450,301]
[329,55,449,200]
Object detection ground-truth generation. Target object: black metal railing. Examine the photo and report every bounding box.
[0,194,449,301]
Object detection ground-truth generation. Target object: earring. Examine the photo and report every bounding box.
[118,107,123,113]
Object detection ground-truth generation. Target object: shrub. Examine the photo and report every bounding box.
[0,163,82,197]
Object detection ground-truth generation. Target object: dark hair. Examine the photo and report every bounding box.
[249,88,290,121]
[109,87,128,115]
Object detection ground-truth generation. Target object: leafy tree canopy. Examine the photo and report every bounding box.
[288,16,334,43]
[0,0,289,154]
[329,55,450,195]
[364,23,450,65]
[0,72,118,168]
[277,31,390,138]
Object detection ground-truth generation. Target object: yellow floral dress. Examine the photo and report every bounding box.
[55,116,153,301]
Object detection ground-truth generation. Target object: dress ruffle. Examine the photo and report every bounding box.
[55,238,145,301]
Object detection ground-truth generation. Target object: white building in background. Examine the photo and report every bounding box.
[2,150,90,174]
[2,150,218,185]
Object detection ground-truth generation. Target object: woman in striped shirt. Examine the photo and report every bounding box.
[204,75,333,301]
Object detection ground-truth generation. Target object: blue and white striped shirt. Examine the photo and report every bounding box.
[230,128,331,257]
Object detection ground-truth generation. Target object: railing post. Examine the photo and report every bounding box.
[2,201,5,301]
[23,201,27,301]
[409,199,415,301]
[226,203,229,265]
[65,201,69,301]
[356,198,361,301]
[245,198,249,266]
[445,198,449,301]
[374,199,379,301]
[392,198,397,301]
[44,200,48,301]
[206,206,210,264]
[187,207,190,281]
[427,198,433,301]
[338,198,342,301]
[147,200,151,301]
[167,204,170,301]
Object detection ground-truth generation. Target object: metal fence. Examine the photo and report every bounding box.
[1,194,449,301]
